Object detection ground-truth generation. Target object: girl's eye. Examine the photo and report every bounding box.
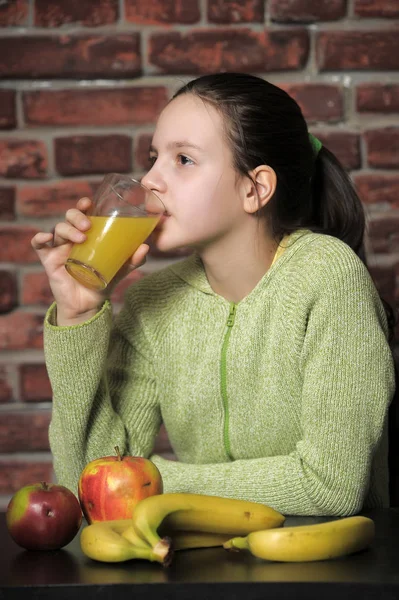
[178,154,194,166]
[148,156,157,166]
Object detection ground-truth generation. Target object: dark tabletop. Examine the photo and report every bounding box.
[1,509,399,600]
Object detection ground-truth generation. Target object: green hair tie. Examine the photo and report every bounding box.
[308,133,322,157]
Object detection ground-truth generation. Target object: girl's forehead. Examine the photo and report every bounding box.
[154,94,225,149]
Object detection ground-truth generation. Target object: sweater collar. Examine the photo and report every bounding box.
[170,252,214,294]
[169,229,311,295]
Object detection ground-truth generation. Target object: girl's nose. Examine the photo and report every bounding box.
[141,167,166,196]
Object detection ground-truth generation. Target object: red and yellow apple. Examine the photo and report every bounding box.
[78,446,163,523]
[6,482,82,550]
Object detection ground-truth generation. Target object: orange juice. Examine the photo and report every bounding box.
[65,215,160,290]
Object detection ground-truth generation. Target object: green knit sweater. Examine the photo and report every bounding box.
[44,230,395,516]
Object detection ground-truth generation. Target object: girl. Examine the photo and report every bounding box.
[32,73,395,516]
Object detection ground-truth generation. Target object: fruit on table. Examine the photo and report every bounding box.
[122,492,285,560]
[80,521,162,564]
[6,482,82,550]
[81,517,231,553]
[80,516,253,566]
[78,446,163,523]
[79,495,284,566]
[223,515,375,562]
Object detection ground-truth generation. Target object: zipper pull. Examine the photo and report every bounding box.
[226,303,236,327]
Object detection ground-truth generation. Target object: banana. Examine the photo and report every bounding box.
[87,518,151,548]
[129,493,285,551]
[123,524,231,551]
[223,515,375,562]
[161,507,284,535]
[170,531,234,551]
[80,521,167,564]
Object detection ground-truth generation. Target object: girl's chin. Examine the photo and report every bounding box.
[151,231,192,255]
[151,231,179,253]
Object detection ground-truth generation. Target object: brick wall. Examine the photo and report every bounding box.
[0,0,398,508]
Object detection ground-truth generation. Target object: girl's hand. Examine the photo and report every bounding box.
[31,197,149,326]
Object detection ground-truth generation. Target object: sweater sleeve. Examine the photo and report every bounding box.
[44,297,161,495]
[150,260,395,516]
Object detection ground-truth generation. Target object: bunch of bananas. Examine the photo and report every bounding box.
[80,492,374,566]
[80,493,284,565]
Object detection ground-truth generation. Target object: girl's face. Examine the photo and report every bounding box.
[141,93,248,253]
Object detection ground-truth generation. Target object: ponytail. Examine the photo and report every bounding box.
[310,146,366,259]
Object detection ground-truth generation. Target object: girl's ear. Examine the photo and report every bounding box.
[243,165,277,214]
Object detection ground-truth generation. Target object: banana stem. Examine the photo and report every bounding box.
[153,537,173,567]
[223,536,249,552]
[124,526,173,566]
[134,544,172,566]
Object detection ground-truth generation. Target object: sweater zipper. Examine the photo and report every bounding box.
[220,302,236,461]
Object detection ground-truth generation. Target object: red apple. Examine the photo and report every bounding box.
[6,482,82,551]
[78,446,163,523]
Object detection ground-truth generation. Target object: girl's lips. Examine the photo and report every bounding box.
[155,214,170,229]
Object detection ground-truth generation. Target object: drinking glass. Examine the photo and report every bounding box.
[65,173,165,291]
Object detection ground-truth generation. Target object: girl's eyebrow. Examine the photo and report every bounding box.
[149,141,204,153]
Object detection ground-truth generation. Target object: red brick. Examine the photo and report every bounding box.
[0,226,39,263]
[0,271,18,313]
[149,28,309,74]
[54,135,132,176]
[0,140,47,179]
[23,87,168,127]
[354,0,399,17]
[0,0,28,26]
[0,90,16,129]
[356,84,399,113]
[17,181,97,217]
[0,411,51,452]
[367,264,396,307]
[354,174,399,208]
[0,187,16,220]
[279,84,344,123]
[368,214,399,253]
[135,133,153,171]
[309,131,360,170]
[270,0,346,22]
[20,364,53,402]
[35,0,118,26]
[0,35,141,79]
[126,0,200,23]
[21,272,53,307]
[0,366,13,403]
[0,312,44,351]
[0,461,53,494]
[208,0,264,23]
[364,128,399,169]
[317,31,399,71]
[110,270,145,304]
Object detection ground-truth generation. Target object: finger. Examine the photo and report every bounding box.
[106,244,150,292]
[130,244,149,268]
[31,231,54,250]
[53,222,87,247]
[76,196,93,212]
[65,208,92,231]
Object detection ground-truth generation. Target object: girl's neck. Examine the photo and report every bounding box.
[199,226,280,303]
